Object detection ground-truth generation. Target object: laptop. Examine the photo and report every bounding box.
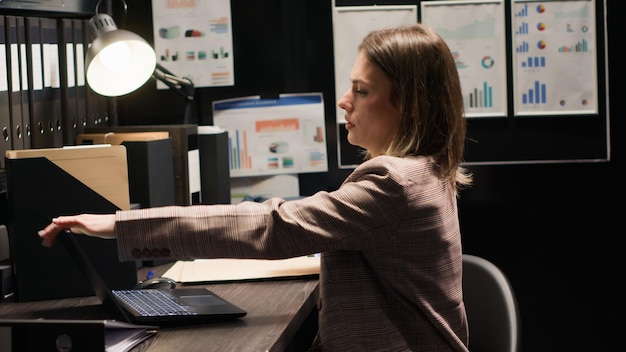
[59,231,247,326]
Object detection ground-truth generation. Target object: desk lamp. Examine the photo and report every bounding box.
[85,10,196,123]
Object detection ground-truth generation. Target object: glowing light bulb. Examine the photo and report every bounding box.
[98,41,131,71]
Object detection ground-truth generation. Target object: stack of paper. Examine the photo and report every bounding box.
[164,256,320,283]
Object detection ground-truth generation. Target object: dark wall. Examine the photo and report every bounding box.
[457,1,622,350]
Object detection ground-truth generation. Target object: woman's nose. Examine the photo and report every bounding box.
[338,90,352,111]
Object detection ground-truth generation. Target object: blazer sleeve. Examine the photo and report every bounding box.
[115,157,431,261]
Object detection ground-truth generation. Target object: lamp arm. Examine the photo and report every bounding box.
[152,63,196,124]
[152,63,195,102]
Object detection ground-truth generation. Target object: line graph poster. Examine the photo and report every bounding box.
[513,0,598,115]
[213,93,328,178]
[421,0,507,118]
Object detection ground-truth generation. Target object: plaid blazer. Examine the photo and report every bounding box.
[115,155,469,351]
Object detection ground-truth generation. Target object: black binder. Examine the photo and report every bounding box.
[5,16,31,151]
[72,18,87,137]
[15,16,31,150]
[82,18,108,128]
[4,146,138,301]
[123,139,177,208]
[198,126,231,204]
[24,16,48,148]
[4,16,26,154]
[1,16,11,168]
[59,18,80,146]
[40,17,63,147]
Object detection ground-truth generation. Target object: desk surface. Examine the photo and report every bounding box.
[0,264,319,352]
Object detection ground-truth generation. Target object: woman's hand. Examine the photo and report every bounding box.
[38,214,117,247]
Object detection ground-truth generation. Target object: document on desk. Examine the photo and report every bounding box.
[164,256,320,283]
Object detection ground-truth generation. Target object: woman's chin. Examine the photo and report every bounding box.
[346,136,362,148]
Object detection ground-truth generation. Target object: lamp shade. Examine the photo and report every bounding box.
[85,14,157,97]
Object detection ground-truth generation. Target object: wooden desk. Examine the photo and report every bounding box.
[0,264,319,352]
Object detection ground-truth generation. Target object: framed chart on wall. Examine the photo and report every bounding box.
[510,0,599,117]
[334,0,609,167]
[421,0,508,118]
[420,0,608,165]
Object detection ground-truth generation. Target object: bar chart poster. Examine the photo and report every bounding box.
[152,0,234,88]
[213,93,328,178]
[513,0,598,115]
[421,0,507,118]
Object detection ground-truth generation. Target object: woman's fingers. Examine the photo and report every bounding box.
[38,221,64,247]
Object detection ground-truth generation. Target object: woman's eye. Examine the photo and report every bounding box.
[355,89,367,96]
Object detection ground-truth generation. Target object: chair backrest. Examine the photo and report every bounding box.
[462,254,521,352]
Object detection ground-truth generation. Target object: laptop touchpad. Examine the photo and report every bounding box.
[180,295,227,306]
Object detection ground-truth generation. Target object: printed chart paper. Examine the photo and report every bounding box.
[213,93,328,178]
[152,0,234,88]
[421,0,507,118]
[512,0,598,115]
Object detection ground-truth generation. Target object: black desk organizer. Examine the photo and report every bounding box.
[4,157,137,302]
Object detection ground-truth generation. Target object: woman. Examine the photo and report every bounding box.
[40,23,472,351]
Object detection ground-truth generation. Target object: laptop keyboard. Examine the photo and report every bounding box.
[112,289,197,316]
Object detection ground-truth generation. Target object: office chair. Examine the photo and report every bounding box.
[462,254,521,352]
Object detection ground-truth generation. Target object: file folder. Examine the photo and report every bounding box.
[4,145,137,301]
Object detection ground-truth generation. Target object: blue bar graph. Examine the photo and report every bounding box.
[483,81,492,108]
[522,80,547,104]
[516,41,529,53]
[228,129,252,170]
[521,56,546,68]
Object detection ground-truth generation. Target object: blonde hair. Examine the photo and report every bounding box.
[358,23,472,192]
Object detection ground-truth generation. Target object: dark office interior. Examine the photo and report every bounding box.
[1,0,622,351]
